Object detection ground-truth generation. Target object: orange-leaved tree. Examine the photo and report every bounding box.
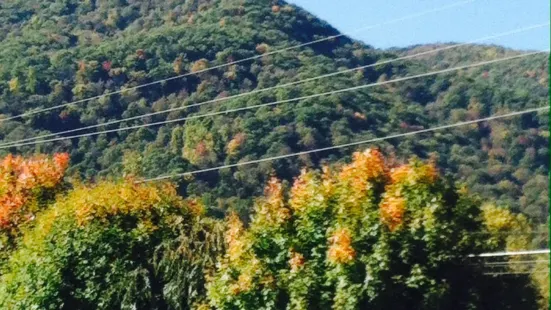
[0,153,69,256]
[0,179,224,310]
[207,149,539,310]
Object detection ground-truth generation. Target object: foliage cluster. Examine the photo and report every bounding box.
[0,150,545,309]
[0,0,545,227]
[206,149,541,310]
[0,174,225,310]
[0,153,69,261]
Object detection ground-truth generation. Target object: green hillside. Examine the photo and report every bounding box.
[0,0,548,226]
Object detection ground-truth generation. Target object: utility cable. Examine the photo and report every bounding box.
[0,51,546,150]
[472,249,550,258]
[139,106,549,182]
[2,22,546,147]
[0,0,474,122]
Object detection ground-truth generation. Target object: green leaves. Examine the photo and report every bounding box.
[0,180,224,310]
[206,150,539,309]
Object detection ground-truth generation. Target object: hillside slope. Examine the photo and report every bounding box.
[0,0,548,223]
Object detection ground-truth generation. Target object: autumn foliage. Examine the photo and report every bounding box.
[207,149,538,309]
[0,153,69,230]
[0,178,223,309]
[0,151,543,309]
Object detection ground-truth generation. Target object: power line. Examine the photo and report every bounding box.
[468,231,549,235]
[2,22,546,147]
[484,271,549,276]
[139,106,549,182]
[1,50,546,150]
[0,0,474,123]
[484,260,549,266]
[472,249,550,258]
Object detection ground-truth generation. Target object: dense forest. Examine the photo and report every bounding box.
[0,0,547,224]
[0,0,548,308]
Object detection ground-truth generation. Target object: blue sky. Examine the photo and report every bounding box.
[289,0,550,51]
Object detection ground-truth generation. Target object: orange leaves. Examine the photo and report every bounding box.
[54,153,70,174]
[339,149,388,197]
[380,161,440,231]
[327,228,356,264]
[0,153,69,229]
[254,177,290,227]
[264,177,283,204]
[389,161,438,186]
[389,165,412,184]
[226,133,246,155]
[289,250,305,273]
[335,149,388,219]
[380,196,406,232]
[226,212,247,262]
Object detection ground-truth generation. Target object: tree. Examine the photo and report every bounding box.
[0,153,69,262]
[0,180,224,310]
[207,149,539,310]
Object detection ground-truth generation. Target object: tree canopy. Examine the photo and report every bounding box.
[0,0,546,225]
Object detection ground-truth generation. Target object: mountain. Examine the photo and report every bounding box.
[0,0,547,225]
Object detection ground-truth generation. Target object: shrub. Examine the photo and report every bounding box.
[0,180,224,310]
[207,149,539,310]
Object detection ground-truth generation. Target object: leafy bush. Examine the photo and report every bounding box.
[206,149,539,309]
[0,153,69,261]
[0,180,224,310]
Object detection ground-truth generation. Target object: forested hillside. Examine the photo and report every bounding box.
[0,1,548,307]
[0,0,547,230]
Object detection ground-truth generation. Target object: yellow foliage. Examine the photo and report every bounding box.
[328,228,356,264]
[225,212,247,262]
[389,162,438,186]
[321,165,335,196]
[19,179,191,250]
[481,204,532,252]
[532,256,550,309]
[289,250,305,273]
[226,133,246,155]
[173,56,183,74]
[56,181,188,228]
[190,58,209,73]
[252,177,290,227]
[8,77,19,93]
[482,204,524,232]
[380,195,406,232]
[290,169,322,213]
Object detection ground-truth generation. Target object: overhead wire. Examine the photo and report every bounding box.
[0,0,475,123]
[472,249,550,258]
[0,0,546,277]
[484,271,549,276]
[0,50,547,150]
[139,106,549,182]
[484,260,549,266]
[1,22,547,147]
[468,231,548,235]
